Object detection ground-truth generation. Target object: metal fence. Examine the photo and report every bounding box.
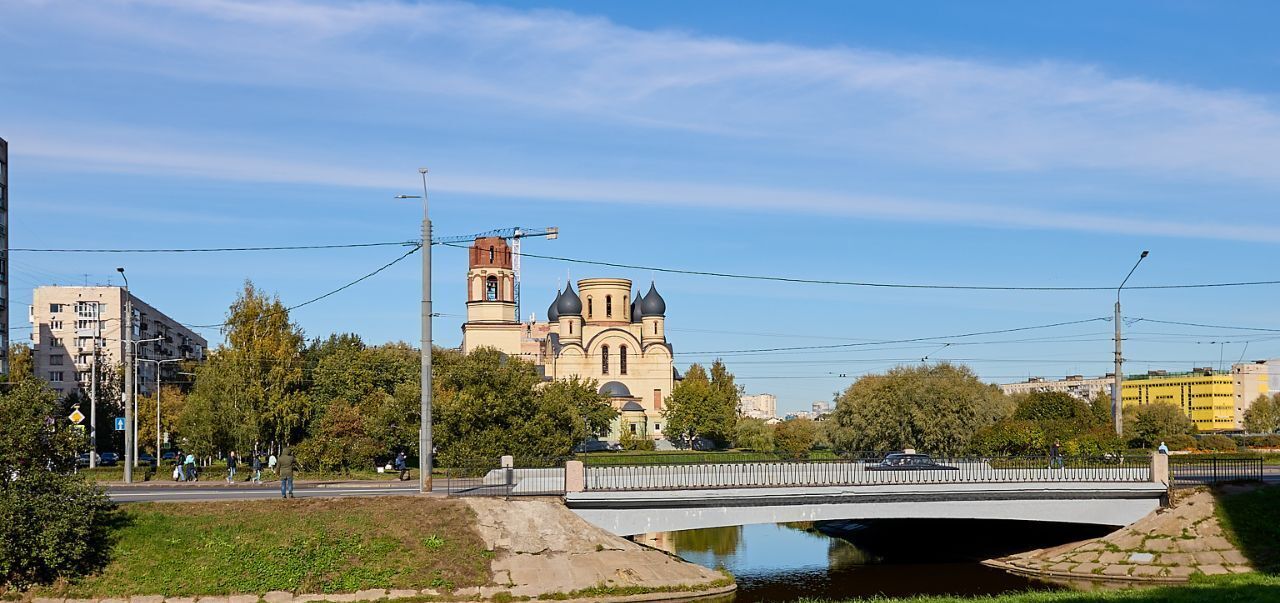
[1170,457,1264,487]
[440,457,568,498]
[584,455,1152,491]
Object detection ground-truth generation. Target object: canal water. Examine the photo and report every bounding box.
[648,520,1113,601]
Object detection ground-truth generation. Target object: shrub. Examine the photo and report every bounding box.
[1165,433,1198,451]
[1,381,117,589]
[774,419,819,460]
[1251,434,1280,448]
[1198,434,1238,452]
[619,430,655,451]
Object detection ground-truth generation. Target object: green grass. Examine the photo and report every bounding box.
[1215,485,1280,574]
[37,496,492,598]
[794,574,1280,603]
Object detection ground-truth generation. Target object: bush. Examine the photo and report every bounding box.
[733,417,774,452]
[1250,434,1280,448]
[618,430,655,451]
[1198,434,1238,452]
[0,381,117,589]
[1165,433,1198,451]
[774,419,818,460]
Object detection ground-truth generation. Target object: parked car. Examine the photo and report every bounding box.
[98,452,120,466]
[160,450,178,462]
[573,439,614,453]
[138,452,158,467]
[76,452,99,468]
[691,437,716,451]
[865,452,957,471]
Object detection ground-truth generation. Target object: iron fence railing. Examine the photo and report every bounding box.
[583,455,1151,492]
[440,456,568,498]
[1170,457,1264,487]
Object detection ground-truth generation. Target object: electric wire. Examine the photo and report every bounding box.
[11,241,420,253]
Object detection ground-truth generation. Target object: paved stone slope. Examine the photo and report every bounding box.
[987,489,1252,583]
[464,497,730,598]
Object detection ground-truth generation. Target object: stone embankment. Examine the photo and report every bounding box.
[985,488,1253,585]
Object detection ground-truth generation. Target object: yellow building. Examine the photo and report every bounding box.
[1121,370,1237,432]
[459,237,676,442]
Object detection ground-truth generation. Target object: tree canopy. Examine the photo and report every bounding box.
[663,360,741,446]
[1244,393,1280,434]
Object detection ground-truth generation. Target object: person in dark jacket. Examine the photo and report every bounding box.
[251,453,263,483]
[394,451,408,481]
[277,447,296,498]
[226,450,238,483]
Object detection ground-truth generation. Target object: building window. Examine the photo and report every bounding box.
[653,322,658,335]
[75,301,99,319]
[629,423,637,435]
[655,423,661,431]
[606,295,613,318]
[587,297,593,318]
[49,354,63,366]
[619,345,628,375]
[76,319,97,331]
[77,371,91,382]
[48,371,64,382]
[489,246,495,262]
[568,322,572,334]
[654,389,662,409]
[601,345,610,375]
[486,276,498,301]
[50,320,64,330]
[50,303,63,313]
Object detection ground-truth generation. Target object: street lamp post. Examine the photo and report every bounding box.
[1113,251,1150,436]
[117,268,134,483]
[138,357,182,463]
[396,167,433,493]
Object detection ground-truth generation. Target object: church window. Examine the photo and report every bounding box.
[488,246,495,262]
[601,345,610,375]
[587,297,593,317]
[485,276,498,301]
[653,322,658,335]
[606,295,613,318]
[619,345,628,375]
[629,423,637,435]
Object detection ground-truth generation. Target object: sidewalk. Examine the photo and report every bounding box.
[103,478,417,489]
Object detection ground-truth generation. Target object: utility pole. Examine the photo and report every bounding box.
[1113,251,1149,436]
[397,169,433,493]
[118,267,133,483]
[89,320,98,469]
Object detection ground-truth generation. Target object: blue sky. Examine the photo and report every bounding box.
[4,0,1280,413]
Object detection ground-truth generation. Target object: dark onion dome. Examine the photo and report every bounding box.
[620,401,645,412]
[599,381,632,397]
[557,281,583,316]
[631,293,644,323]
[640,282,666,317]
[546,289,562,322]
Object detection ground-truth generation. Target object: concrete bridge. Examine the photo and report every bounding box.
[553,455,1171,536]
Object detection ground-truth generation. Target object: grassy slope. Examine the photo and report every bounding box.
[43,497,491,597]
[801,485,1280,603]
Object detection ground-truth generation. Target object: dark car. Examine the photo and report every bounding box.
[161,450,178,462]
[76,452,98,468]
[865,453,957,471]
[573,439,613,454]
[138,452,158,467]
[98,452,120,467]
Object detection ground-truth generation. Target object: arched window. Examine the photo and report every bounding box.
[488,246,495,263]
[601,345,610,375]
[606,295,613,318]
[653,322,658,335]
[485,276,498,301]
[619,345,628,375]
[587,297,593,318]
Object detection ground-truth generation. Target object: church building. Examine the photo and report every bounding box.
[460,237,676,442]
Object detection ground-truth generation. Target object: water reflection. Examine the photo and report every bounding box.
[650,521,1088,602]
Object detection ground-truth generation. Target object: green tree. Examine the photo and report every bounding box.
[1089,392,1115,426]
[295,398,382,472]
[733,417,774,452]
[663,360,740,447]
[1012,391,1094,423]
[1125,402,1195,448]
[0,381,115,589]
[433,347,614,466]
[137,384,188,457]
[1244,393,1280,434]
[834,363,1009,456]
[774,418,819,459]
[5,343,34,383]
[182,281,312,454]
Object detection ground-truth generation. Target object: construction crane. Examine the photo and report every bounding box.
[434,226,559,320]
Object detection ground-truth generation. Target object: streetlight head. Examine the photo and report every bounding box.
[418,167,429,174]
[394,194,421,199]
[116,267,125,273]
[1140,250,1149,258]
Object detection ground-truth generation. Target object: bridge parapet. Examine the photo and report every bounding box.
[584,456,1152,492]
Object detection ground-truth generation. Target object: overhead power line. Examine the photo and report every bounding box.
[441,242,1280,292]
[11,241,420,253]
[1129,317,1280,333]
[184,245,422,330]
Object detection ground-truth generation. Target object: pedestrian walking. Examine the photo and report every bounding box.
[184,452,198,481]
[268,452,278,478]
[394,451,409,481]
[1049,440,1064,469]
[277,447,295,499]
[251,453,263,483]
[226,451,238,483]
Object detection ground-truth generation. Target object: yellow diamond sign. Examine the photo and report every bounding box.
[68,409,85,424]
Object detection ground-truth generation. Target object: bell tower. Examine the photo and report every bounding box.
[466,236,516,324]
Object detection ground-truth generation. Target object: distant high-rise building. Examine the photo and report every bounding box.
[0,137,8,375]
[739,393,777,419]
[29,286,207,398]
[811,401,833,416]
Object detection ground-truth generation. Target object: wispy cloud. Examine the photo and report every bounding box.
[5,0,1280,241]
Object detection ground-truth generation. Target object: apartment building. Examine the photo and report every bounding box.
[739,393,778,420]
[0,137,8,375]
[999,374,1113,400]
[29,286,206,397]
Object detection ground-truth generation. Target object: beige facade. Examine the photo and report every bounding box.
[29,286,206,397]
[458,237,676,442]
[999,374,1113,400]
[739,393,777,419]
[1232,361,1272,428]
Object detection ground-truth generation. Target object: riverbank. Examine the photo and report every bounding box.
[794,573,1280,602]
[23,496,731,602]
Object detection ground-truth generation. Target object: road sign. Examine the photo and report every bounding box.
[115,417,126,431]
[68,408,85,424]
